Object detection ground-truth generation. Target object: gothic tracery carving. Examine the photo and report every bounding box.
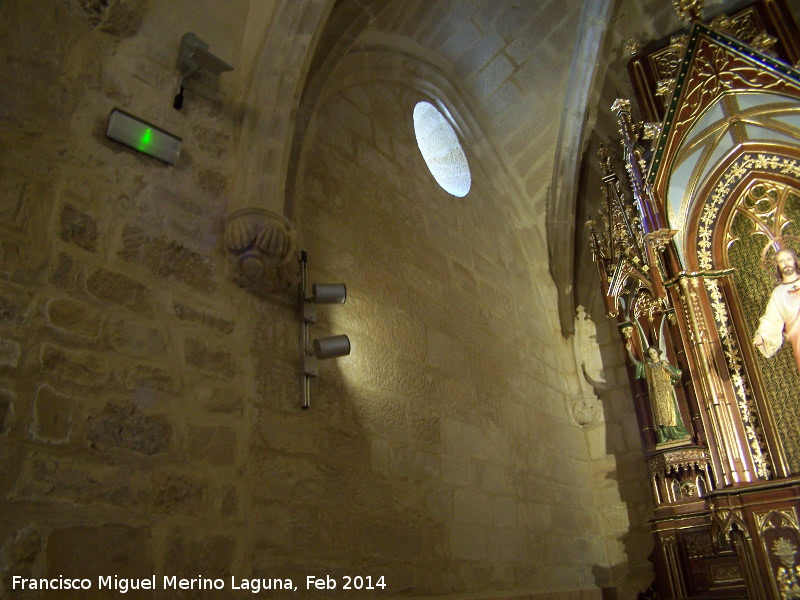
[677,39,800,134]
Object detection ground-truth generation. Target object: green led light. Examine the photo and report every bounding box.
[107,108,182,164]
[138,128,152,151]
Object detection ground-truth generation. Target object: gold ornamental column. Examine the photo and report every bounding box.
[671,271,755,487]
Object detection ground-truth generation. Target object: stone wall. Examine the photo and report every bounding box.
[0,0,252,597]
[0,0,642,599]
[292,49,610,595]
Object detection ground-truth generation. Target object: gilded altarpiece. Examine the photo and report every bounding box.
[756,509,800,598]
[590,3,800,597]
[683,154,800,478]
[727,180,800,474]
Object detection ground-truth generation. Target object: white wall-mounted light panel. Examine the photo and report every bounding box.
[106,108,182,165]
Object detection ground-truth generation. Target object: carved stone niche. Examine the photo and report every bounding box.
[224,208,300,298]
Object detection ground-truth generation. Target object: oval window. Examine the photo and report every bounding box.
[412,101,471,197]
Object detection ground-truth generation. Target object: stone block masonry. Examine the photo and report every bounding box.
[0,0,650,598]
[0,2,252,596]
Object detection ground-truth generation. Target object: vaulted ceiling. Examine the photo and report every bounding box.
[239,0,796,335]
[287,0,701,333]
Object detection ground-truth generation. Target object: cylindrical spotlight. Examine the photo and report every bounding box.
[312,283,346,304]
[313,335,351,359]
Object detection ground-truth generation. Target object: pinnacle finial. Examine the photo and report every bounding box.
[672,0,703,22]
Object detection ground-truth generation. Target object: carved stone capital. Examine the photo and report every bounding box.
[570,396,604,428]
[65,0,145,36]
[225,208,299,297]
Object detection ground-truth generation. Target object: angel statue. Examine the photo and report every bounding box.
[626,341,690,444]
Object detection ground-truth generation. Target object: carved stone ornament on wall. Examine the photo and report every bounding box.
[573,306,608,396]
[224,208,299,297]
[64,0,146,36]
[569,397,604,428]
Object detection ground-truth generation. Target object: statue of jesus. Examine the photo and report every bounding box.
[753,248,800,374]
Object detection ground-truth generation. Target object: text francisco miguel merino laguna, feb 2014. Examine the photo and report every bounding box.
[12,574,388,593]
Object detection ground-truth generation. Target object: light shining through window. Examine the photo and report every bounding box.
[413,101,471,197]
